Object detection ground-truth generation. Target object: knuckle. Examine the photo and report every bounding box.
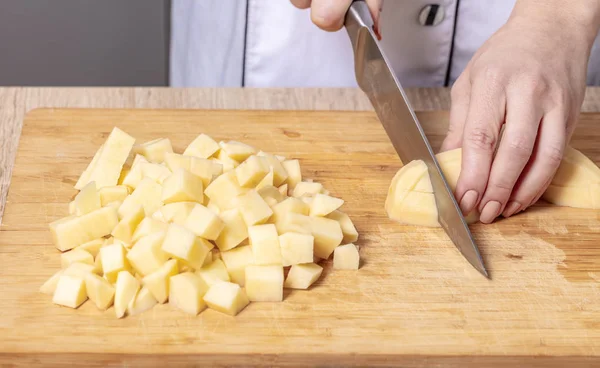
[506,137,534,159]
[478,65,505,86]
[542,143,565,168]
[465,128,497,152]
[517,74,549,97]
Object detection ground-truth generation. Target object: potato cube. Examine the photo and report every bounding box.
[98,185,129,206]
[76,239,104,258]
[127,231,168,276]
[161,168,204,204]
[52,275,87,309]
[133,137,173,163]
[132,217,169,243]
[160,202,197,224]
[213,209,248,251]
[142,259,178,303]
[140,162,172,184]
[49,206,119,251]
[196,259,230,286]
[75,144,104,190]
[60,249,94,268]
[292,182,324,197]
[85,273,116,310]
[282,160,301,190]
[40,269,64,295]
[184,134,220,159]
[300,195,313,205]
[257,151,288,186]
[114,271,140,318]
[183,204,225,240]
[219,141,256,161]
[100,242,131,283]
[203,251,213,267]
[119,177,163,219]
[73,181,101,216]
[248,224,282,265]
[151,209,166,222]
[333,243,360,270]
[284,263,323,289]
[68,201,75,215]
[64,262,99,278]
[121,155,148,190]
[278,184,288,197]
[256,168,274,189]
[235,155,270,187]
[326,210,359,243]
[274,213,312,235]
[127,286,158,316]
[275,155,286,162]
[237,190,273,226]
[203,281,249,316]
[271,197,309,217]
[111,204,145,244]
[213,152,240,172]
[279,232,314,266]
[309,193,344,217]
[94,254,103,274]
[190,157,221,187]
[117,166,130,186]
[310,217,343,259]
[220,245,254,286]
[105,200,123,214]
[161,224,213,270]
[164,152,192,172]
[205,171,246,210]
[245,265,284,302]
[257,186,285,207]
[169,272,209,315]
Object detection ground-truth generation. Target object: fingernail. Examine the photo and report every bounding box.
[459,190,479,215]
[480,201,502,224]
[502,201,521,218]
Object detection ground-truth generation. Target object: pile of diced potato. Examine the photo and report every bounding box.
[41,127,360,318]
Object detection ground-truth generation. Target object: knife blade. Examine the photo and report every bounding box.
[344,1,488,278]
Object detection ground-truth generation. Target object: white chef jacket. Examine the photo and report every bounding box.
[170,0,600,88]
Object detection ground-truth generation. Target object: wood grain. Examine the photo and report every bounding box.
[1,108,599,367]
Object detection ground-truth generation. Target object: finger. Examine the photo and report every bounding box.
[454,76,506,216]
[502,108,567,217]
[310,0,353,31]
[290,0,312,9]
[477,93,542,223]
[441,73,471,152]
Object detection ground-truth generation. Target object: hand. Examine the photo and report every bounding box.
[290,0,383,37]
[440,3,598,224]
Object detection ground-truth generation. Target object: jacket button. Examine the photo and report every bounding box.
[418,4,445,26]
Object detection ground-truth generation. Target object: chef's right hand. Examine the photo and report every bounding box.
[290,0,383,36]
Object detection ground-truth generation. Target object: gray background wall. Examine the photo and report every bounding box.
[0,0,170,86]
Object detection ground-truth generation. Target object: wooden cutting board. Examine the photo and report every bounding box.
[1,108,600,367]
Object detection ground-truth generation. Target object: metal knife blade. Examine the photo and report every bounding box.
[344,1,488,278]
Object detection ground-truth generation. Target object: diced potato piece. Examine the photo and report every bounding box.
[220,245,254,286]
[257,151,288,186]
[256,168,274,189]
[279,232,314,266]
[160,202,197,224]
[77,127,135,189]
[196,259,230,286]
[278,184,288,197]
[235,155,270,187]
[49,206,119,251]
[121,155,148,190]
[274,213,312,235]
[151,209,166,222]
[142,259,179,303]
[219,141,256,161]
[133,137,173,163]
[203,251,213,267]
[127,231,168,276]
[293,182,324,197]
[119,178,163,219]
[184,134,220,159]
[205,171,246,210]
[85,273,116,310]
[63,262,99,278]
[284,263,323,289]
[100,242,131,283]
[52,275,87,309]
[258,186,285,207]
[98,185,129,207]
[203,281,249,316]
[245,265,284,302]
[161,168,204,204]
[183,204,225,240]
[310,217,343,259]
[60,249,94,268]
[128,286,158,316]
[73,181,101,216]
[215,209,249,251]
[248,224,282,265]
[326,210,359,243]
[271,197,309,217]
[214,152,240,172]
[206,201,221,214]
[275,155,286,162]
[75,144,104,190]
[94,254,103,274]
[164,152,192,172]
[309,193,344,217]
[68,201,75,215]
[161,224,213,270]
[237,190,273,226]
[117,166,130,186]
[169,272,209,315]
[114,271,140,318]
[299,195,313,205]
[282,160,301,190]
[111,204,145,244]
[140,162,172,184]
[132,217,168,243]
[333,243,360,270]
[40,269,64,295]
[189,157,221,187]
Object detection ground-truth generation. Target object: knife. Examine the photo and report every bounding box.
[344,0,489,278]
